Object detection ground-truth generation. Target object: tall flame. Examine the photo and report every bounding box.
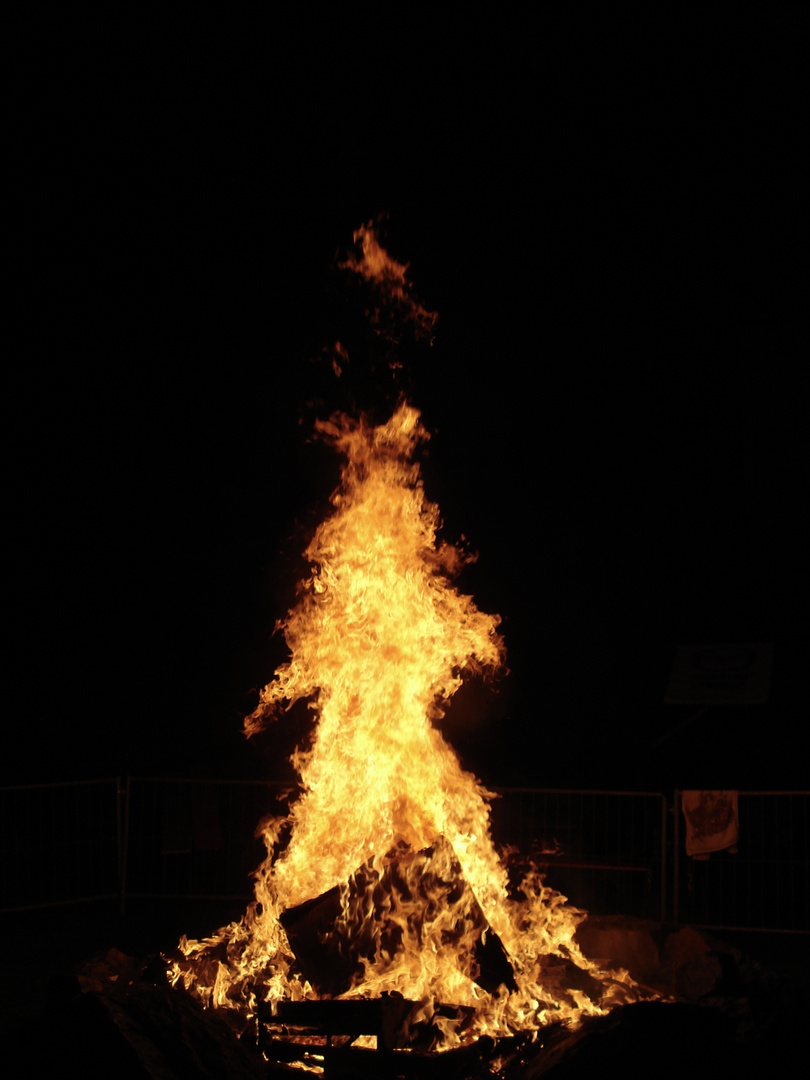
[170,227,636,1052]
[245,403,504,913]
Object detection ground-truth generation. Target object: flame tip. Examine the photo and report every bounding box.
[174,228,646,1048]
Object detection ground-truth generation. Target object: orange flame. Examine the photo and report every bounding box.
[245,404,504,909]
[170,227,637,1052]
[339,221,438,347]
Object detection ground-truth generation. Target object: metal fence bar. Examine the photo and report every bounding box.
[673,791,681,925]
[0,778,121,913]
[4,779,806,935]
[673,790,809,934]
[121,777,292,907]
[490,788,667,922]
[119,775,131,915]
[660,796,667,923]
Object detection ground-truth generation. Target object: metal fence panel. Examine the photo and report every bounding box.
[491,788,667,921]
[5,779,806,936]
[0,779,121,912]
[122,777,291,901]
[674,791,809,933]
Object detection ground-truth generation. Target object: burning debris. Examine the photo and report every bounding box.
[278,836,517,1002]
[167,226,640,1069]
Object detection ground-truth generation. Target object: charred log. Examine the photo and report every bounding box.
[279,835,516,998]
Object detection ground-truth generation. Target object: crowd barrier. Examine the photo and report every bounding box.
[673,789,808,933]
[2,780,807,934]
[490,787,667,921]
[0,778,121,911]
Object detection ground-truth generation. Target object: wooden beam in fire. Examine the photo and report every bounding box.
[278,835,516,1001]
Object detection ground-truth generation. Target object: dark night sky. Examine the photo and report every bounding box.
[7,10,807,792]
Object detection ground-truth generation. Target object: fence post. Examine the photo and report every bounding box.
[673,790,681,925]
[659,795,667,923]
[119,776,131,916]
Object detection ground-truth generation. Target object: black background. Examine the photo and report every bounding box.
[7,9,806,792]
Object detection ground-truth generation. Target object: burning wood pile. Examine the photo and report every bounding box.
[167,227,640,1074]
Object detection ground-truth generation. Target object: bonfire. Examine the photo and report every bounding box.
[168,225,637,1067]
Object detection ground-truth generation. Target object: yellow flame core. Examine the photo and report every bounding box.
[170,234,639,1049]
[246,404,505,915]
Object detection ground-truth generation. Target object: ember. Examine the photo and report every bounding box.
[168,226,639,1067]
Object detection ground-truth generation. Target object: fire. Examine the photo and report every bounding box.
[246,404,504,910]
[169,226,637,1057]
